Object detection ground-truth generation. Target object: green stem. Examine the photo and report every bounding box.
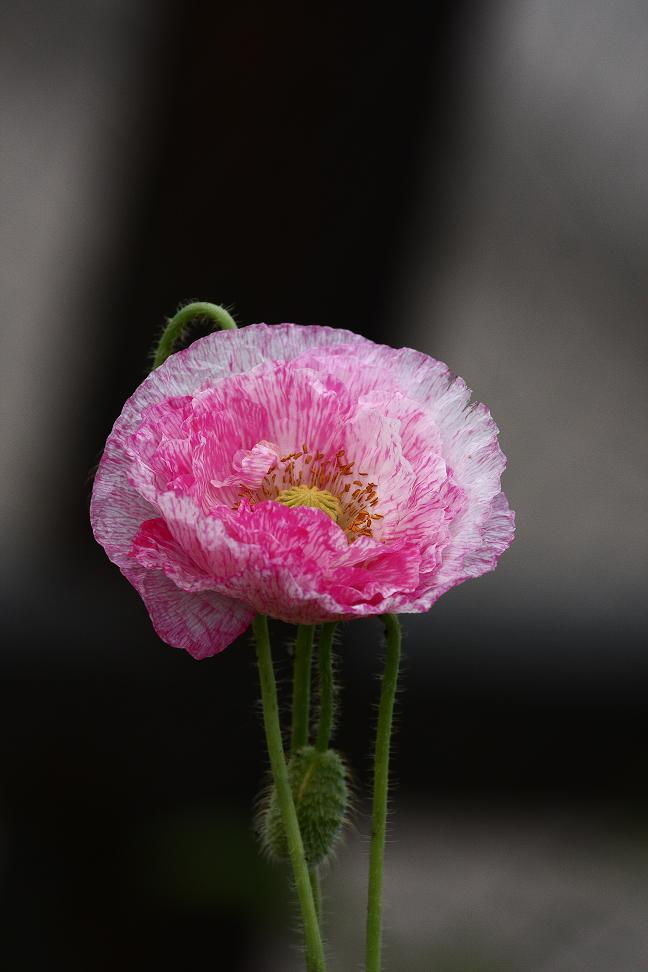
[315,623,337,752]
[309,866,321,920]
[365,614,401,972]
[291,625,315,753]
[253,615,326,972]
[153,301,237,368]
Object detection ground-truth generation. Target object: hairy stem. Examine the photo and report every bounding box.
[309,866,321,920]
[253,616,326,972]
[315,623,337,753]
[291,625,315,753]
[152,301,237,368]
[365,614,401,972]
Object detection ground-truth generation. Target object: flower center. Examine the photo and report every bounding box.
[235,444,384,541]
[275,484,342,522]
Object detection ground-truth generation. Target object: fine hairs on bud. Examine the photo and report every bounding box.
[260,746,349,866]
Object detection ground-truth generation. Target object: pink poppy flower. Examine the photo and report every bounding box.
[91,324,514,659]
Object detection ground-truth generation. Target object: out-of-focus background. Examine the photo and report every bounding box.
[1,1,647,969]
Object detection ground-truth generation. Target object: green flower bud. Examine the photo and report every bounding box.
[260,746,349,866]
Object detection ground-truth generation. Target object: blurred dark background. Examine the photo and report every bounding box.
[2,1,648,969]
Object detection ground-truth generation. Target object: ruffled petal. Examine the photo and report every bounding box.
[132,496,421,623]
[461,490,516,580]
[316,342,513,600]
[131,570,253,660]
[92,454,253,657]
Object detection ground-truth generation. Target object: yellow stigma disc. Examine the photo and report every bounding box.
[275,484,342,523]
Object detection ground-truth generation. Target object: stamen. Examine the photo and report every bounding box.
[233,443,383,540]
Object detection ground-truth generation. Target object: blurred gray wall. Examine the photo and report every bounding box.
[398,0,648,639]
[0,0,159,563]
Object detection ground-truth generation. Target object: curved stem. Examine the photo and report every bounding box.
[365,614,401,972]
[291,625,315,753]
[153,301,237,368]
[253,616,326,972]
[315,623,337,752]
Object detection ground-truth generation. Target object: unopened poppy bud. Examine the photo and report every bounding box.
[261,746,349,866]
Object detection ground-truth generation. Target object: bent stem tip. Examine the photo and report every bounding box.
[153,301,237,368]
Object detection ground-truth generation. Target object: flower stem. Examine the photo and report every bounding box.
[309,866,321,919]
[253,615,327,972]
[291,625,315,753]
[315,623,337,753]
[365,614,401,972]
[152,301,237,368]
